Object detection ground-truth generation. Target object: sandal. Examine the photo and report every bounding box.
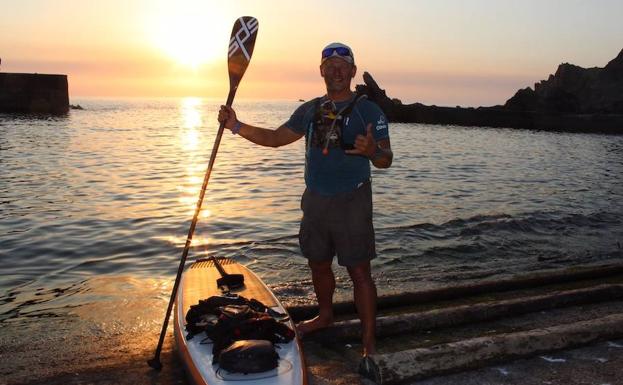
[358,355,382,384]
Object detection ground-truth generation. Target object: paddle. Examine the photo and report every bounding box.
[147,16,259,370]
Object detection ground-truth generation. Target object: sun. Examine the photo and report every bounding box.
[157,21,217,68]
[149,5,228,69]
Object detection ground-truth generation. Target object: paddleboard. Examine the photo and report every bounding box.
[174,257,308,385]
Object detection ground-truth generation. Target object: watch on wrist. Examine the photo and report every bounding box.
[232,120,242,135]
[371,145,383,160]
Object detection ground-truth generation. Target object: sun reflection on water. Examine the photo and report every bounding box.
[180,97,203,151]
[155,235,214,248]
[177,97,214,249]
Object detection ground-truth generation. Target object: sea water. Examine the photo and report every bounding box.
[1,98,622,382]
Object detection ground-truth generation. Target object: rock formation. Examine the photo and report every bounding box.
[356,49,623,133]
[506,49,623,114]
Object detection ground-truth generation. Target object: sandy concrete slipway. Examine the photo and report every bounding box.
[3,262,623,385]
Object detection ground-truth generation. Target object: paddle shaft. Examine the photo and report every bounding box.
[148,16,258,369]
[148,89,236,368]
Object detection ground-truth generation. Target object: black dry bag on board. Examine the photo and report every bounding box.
[218,339,279,374]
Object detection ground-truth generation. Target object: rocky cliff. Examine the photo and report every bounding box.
[505,49,623,114]
[356,49,623,133]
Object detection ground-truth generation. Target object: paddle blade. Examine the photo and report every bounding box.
[228,16,259,93]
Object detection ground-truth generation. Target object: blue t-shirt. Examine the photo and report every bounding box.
[285,95,389,195]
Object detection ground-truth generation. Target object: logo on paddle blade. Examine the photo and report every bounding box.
[228,17,259,61]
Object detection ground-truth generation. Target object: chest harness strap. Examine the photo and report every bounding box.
[306,93,368,156]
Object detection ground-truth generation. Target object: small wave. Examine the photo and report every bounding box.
[0,280,89,322]
[372,209,623,288]
[200,233,298,249]
[380,210,622,243]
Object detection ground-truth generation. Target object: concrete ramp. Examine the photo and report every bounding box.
[367,313,623,384]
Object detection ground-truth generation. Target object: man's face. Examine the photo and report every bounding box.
[320,57,356,93]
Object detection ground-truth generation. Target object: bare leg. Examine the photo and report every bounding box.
[347,260,377,356]
[297,259,335,335]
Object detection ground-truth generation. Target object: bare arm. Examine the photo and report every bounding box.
[237,122,303,147]
[218,105,303,147]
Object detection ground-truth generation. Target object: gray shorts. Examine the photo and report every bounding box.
[298,181,376,266]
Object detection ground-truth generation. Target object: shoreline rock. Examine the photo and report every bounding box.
[356,49,623,134]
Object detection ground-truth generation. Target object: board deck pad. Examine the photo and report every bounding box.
[182,258,277,317]
[174,257,306,385]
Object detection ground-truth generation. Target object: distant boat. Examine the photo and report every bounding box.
[298,99,305,102]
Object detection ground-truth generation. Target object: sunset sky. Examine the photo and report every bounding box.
[1,0,622,106]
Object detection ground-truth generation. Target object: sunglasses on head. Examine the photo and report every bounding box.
[321,47,351,59]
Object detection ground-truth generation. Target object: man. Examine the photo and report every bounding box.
[218,42,392,359]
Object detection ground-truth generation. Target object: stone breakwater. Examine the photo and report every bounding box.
[0,72,69,114]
